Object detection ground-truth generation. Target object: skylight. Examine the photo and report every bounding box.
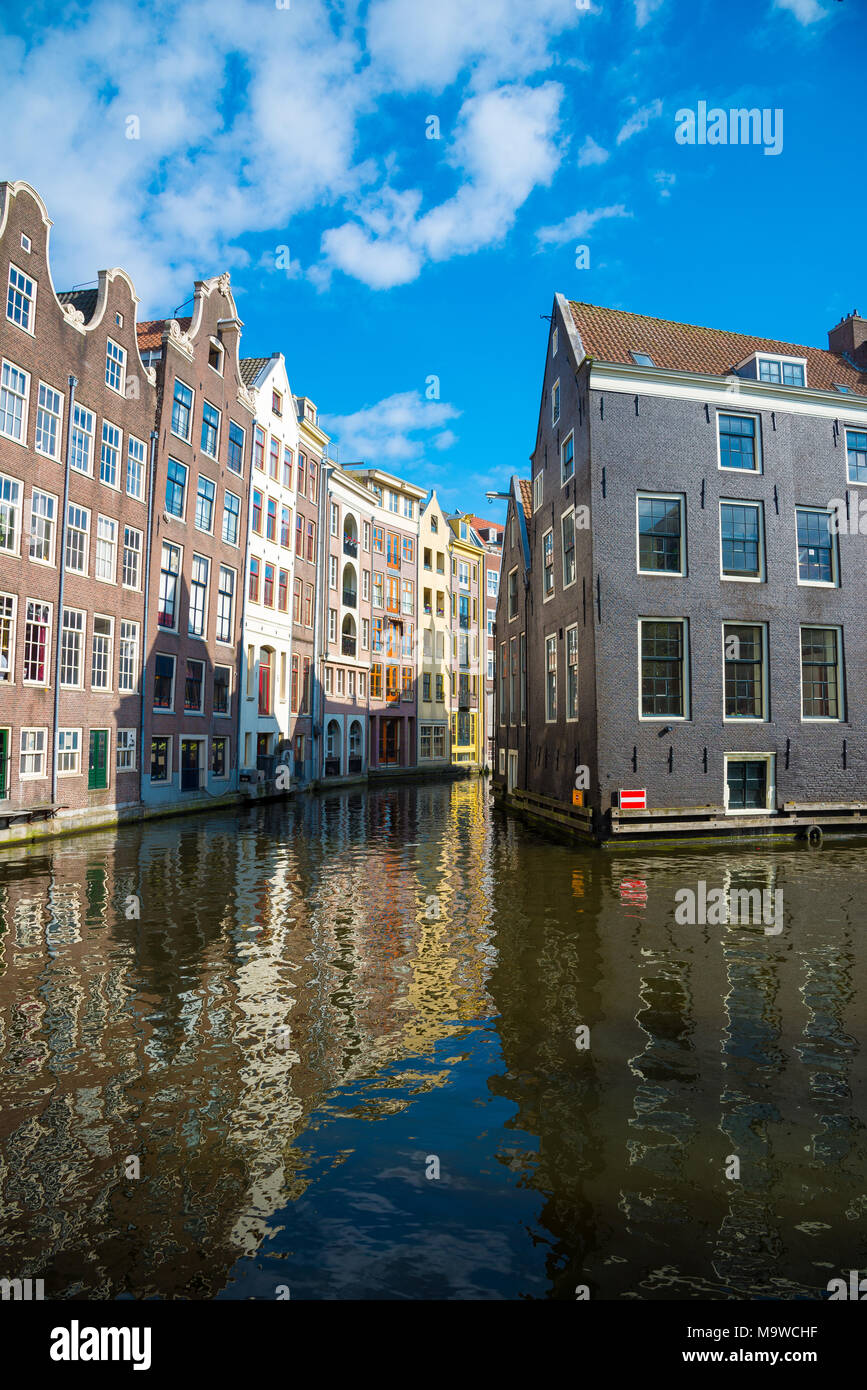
[630,351,655,366]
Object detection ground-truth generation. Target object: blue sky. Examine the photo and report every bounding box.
[1,0,864,519]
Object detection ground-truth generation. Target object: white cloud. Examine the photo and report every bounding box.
[635,0,665,27]
[536,204,630,248]
[577,135,609,167]
[616,98,663,144]
[652,170,676,198]
[773,0,828,23]
[322,82,565,287]
[322,391,461,465]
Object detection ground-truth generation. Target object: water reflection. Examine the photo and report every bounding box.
[0,784,865,1299]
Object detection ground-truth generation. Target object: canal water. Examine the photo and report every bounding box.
[0,779,864,1300]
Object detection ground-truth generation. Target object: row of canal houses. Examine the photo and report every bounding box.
[0,181,502,838]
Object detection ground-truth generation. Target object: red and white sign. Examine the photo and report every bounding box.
[618,789,647,810]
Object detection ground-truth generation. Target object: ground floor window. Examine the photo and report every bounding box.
[19,727,48,779]
[150,737,170,783]
[57,728,82,776]
[180,738,204,792]
[211,736,229,779]
[725,754,774,813]
[0,728,8,799]
[420,723,447,759]
[116,729,136,771]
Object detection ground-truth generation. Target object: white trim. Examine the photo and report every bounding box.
[638,616,690,722]
[541,527,555,602]
[721,620,768,723]
[723,751,775,814]
[635,491,686,577]
[716,407,762,474]
[588,361,867,423]
[719,498,765,583]
[560,506,577,588]
[799,623,845,723]
[795,505,838,588]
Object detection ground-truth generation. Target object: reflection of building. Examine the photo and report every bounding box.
[238,354,297,787]
[467,515,503,768]
[288,396,326,784]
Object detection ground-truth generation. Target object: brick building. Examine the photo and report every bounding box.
[494,293,867,842]
[138,275,254,805]
[0,180,157,822]
[289,396,325,783]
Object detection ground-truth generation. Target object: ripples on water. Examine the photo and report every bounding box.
[0,780,864,1299]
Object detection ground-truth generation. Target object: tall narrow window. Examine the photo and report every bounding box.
[637,494,684,574]
[189,554,210,636]
[723,623,765,719]
[91,615,113,690]
[23,600,51,683]
[100,421,121,488]
[28,489,56,564]
[35,382,62,458]
[561,511,575,585]
[545,634,557,721]
[796,508,836,585]
[60,608,84,687]
[801,627,843,720]
[216,566,235,643]
[566,625,579,719]
[543,530,554,598]
[118,620,139,692]
[158,542,181,628]
[640,619,687,718]
[720,501,763,579]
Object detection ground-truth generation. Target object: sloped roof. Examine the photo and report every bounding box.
[57,288,98,322]
[136,316,192,350]
[517,479,532,518]
[568,301,867,396]
[239,356,270,388]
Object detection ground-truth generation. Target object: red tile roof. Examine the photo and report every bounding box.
[466,514,504,537]
[136,316,192,350]
[568,301,867,396]
[518,479,532,518]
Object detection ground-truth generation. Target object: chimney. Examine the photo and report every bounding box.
[828,310,867,369]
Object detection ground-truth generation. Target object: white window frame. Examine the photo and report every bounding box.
[65,503,90,575]
[560,431,574,486]
[636,492,686,578]
[118,619,140,693]
[34,381,63,460]
[565,623,579,721]
[95,514,118,584]
[56,727,82,776]
[533,471,543,514]
[799,624,845,723]
[544,632,557,723]
[22,598,52,686]
[719,498,765,583]
[542,528,554,601]
[19,726,48,779]
[0,591,17,683]
[6,263,36,334]
[91,613,114,692]
[70,403,96,475]
[122,525,143,590]
[100,420,122,491]
[28,487,57,566]
[638,617,691,722]
[60,607,86,688]
[552,378,560,426]
[561,507,576,589]
[754,354,807,388]
[723,752,776,815]
[126,435,146,501]
[721,621,769,723]
[716,410,762,475]
[105,338,127,395]
[795,506,838,588]
[116,729,137,772]
[0,472,22,555]
[844,426,867,488]
[0,359,30,446]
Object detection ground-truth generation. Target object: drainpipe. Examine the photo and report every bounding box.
[138,428,159,804]
[51,374,77,806]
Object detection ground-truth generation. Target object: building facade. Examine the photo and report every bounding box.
[317,463,374,782]
[468,515,503,768]
[417,491,452,770]
[140,274,254,805]
[0,180,157,821]
[493,293,867,841]
[348,468,426,773]
[447,514,484,767]
[289,396,325,784]
[238,354,297,785]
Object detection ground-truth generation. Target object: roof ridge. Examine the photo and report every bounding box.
[568,299,826,356]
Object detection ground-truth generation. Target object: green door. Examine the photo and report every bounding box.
[0,729,8,800]
[88,730,109,790]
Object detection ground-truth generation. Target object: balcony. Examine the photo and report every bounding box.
[385,686,400,704]
[342,635,357,657]
[342,589,357,608]
[343,536,358,557]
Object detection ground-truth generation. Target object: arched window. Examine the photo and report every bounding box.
[349,720,363,757]
[325,719,342,775]
[341,613,357,657]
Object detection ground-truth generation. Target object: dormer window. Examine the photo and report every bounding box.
[208,338,224,374]
[630,351,655,366]
[756,355,806,387]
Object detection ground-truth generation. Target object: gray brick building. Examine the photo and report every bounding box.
[493,293,867,842]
